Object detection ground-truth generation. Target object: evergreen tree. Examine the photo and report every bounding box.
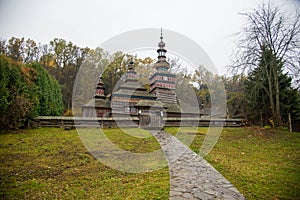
[231,2,300,126]
[27,63,64,116]
[0,55,63,129]
[244,47,300,126]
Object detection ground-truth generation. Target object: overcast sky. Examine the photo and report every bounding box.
[0,0,299,74]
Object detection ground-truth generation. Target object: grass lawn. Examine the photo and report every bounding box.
[0,127,299,199]
[0,128,169,199]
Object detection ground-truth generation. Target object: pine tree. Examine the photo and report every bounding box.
[244,46,300,126]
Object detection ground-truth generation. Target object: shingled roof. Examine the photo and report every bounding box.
[136,99,165,107]
[83,99,111,108]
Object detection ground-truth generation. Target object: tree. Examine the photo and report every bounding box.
[243,48,274,125]
[5,37,40,63]
[101,51,127,95]
[0,55,63,129]
[223,75,248,118]
[0,39,6,55]
[23,38,40,63]
[167,57,189,75]
[0,55,34,129]
[244,46,300,126]
[192,65,213,107]
[231,2,300,126]
[191,65,226,116]
[134,56,155,87]
[6,37,25,62]
[47,38,90,111]
[72,47,109,116]
[0,55,12,113]
[28,63,64,116]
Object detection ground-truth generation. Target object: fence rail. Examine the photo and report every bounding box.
[31,116,246,128]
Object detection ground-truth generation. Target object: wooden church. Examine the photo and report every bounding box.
[82,31,182,118]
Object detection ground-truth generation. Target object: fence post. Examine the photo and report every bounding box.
[288,113,292,132]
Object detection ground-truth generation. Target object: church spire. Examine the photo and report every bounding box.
[126,56,137,80]
[128,56,135,71]
[155,28,170,70]
[159,28,164,46]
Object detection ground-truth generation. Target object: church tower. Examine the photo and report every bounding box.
[149,30,177,104]
[111,59,156,115]
[82,75,111,118]
[94,76,106,99]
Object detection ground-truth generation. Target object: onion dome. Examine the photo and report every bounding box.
[155,28,170,70]
[128,58,135,71]
[126,57,137,80]
[158,33,165,48]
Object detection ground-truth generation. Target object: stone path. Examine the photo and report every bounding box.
[151,130,245,200]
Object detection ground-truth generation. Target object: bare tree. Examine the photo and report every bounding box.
[0,39,6,55]
[230,2,300,126]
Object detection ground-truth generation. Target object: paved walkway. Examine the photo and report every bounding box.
[151,130,245,200]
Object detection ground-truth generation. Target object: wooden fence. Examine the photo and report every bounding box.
[31,116,246,129]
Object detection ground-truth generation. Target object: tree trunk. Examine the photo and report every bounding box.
[260,112,263,127]
[264,64,276,125]
[272,57,281,127]
[274,72,281,126]
[288,112,292,132]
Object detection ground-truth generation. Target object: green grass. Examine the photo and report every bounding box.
[165,126,300,200]
[0,128,169,199]
[103,128,162,152]
[0,127,299,199]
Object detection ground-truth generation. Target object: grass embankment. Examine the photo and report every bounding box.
[0,127,299,199]
[165,127,300,200]
[0,128,169,199]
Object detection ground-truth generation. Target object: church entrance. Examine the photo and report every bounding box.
[139,112,163,129]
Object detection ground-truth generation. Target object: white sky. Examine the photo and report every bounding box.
[0,0,299,74]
